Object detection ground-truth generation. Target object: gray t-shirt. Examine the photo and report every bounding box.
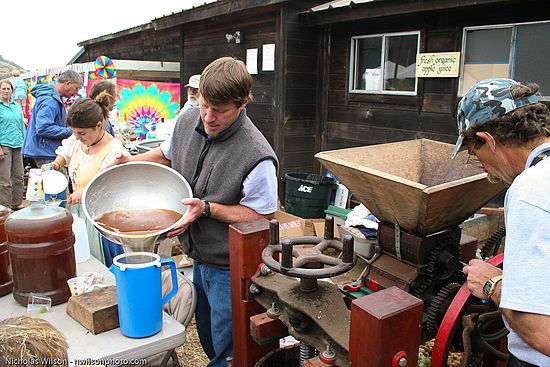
[501,142,550,366]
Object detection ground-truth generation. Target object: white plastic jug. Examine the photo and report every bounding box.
[42,170,68,195]
[72,214,91,263]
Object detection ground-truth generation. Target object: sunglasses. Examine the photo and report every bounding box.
[464,139,483,168]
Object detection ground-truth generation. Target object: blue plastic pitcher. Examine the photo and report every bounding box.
[110,252,178,338]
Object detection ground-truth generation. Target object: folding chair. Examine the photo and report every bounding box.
[145,271,197,367]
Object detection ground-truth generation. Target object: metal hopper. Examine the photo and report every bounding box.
[315,139,506,236]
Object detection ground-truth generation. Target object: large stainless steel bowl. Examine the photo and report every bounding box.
[82,162,192,251]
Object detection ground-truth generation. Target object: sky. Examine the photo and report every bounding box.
[2,0,215,71]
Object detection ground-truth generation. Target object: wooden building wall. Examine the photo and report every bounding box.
[319,4,550,151]
[73,1,322,186]
[277,2,320,175]
[75,27,181,67]
[180,6,278,158]
[179,2,322,184]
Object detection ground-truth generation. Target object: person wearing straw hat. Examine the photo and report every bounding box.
[454,78,550,366]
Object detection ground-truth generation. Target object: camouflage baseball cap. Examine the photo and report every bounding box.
[451,78,539,158]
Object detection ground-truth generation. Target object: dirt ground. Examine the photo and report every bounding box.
[175,317,209,366]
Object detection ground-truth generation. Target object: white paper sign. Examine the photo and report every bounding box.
[416,52,460,77]
[246,48,258,75]
[262,44,275,71]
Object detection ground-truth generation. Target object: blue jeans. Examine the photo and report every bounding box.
[102,237,124,268]
[193,262,233,367]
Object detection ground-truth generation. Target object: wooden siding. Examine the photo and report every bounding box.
[320,4,550,151]
[75,28,181,70]
[73,1,326,189]
[180,5,278,151]
[279,2,321,178]
[179,3,321,182]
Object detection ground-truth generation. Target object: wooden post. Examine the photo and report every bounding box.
[349,286,423,367]
[230,219,279,367]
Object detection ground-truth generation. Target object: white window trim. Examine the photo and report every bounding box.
[459,20,550,99]
[349,30,420,96]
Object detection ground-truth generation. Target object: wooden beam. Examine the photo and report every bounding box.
[153,0,287,30]
[317,24,331,154]
[249,312,288,344]
[229,219,278,367]
[349,287,423,367]
[180,26,185,107]
[301,0,524,26]
[275,3,287,194]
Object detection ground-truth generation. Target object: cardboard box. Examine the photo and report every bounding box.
[274,210,305,238]
[334,183,350,208]
[304,219,340,238]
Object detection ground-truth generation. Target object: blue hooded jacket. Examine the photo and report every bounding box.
[23,83,72,159]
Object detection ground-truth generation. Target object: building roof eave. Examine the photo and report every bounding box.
[301,0,521,26]
[67,47,86,65]
[78,23,155,47]
[152,0,288,30]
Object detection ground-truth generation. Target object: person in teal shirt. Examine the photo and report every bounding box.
[0,79,25,210]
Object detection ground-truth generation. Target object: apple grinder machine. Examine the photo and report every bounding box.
[229,139,508,367]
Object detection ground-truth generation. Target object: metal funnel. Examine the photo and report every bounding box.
[316,139,506,235]
[82,162,192,252]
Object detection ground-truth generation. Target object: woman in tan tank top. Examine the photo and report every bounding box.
[43,92,125,263]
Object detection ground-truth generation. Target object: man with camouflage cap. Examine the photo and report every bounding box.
[456,78,550,366]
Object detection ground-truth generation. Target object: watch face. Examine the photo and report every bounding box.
[483,280,493,295]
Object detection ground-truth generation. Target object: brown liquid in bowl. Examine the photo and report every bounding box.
[95,209,182,235]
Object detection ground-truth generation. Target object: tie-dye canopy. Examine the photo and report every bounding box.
[116,79,180,140]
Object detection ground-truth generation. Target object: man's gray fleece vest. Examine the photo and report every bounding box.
[171,108,278,268]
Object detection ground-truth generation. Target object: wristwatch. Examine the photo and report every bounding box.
[483,275,503,300]
[201,200,211,218]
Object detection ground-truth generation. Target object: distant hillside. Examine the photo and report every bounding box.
[0,55,26,79]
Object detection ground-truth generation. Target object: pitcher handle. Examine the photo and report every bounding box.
[160,258,179,305]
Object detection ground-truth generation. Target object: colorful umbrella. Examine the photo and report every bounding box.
[94,55,116,79]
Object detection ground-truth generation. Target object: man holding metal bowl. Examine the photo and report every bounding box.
[112,56,278,367]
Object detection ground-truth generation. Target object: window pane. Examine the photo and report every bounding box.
[465,28,511,63]
[462,28,512,94]
[383,34,418,92]
[354,37,382,90]
[515,23,550,95]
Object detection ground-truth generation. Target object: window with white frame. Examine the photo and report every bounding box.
[460,21,550,96]
[350,31,419,95]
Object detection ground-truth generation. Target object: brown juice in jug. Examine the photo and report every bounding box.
[5,203,76,306]
[0,205,13,296]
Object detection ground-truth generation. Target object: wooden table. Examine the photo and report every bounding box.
[0,257,186,364]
